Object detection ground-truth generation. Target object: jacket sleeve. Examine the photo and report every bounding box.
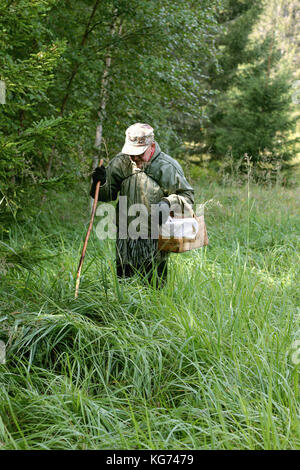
[159,162,195,216]
[90,154,132,202]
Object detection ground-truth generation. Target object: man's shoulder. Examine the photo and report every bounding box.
[106,153,133,180]
[111,152,130,163]
[108,152,132,169]
[155,150,184,175]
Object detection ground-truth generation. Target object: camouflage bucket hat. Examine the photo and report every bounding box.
[122,123,154,155]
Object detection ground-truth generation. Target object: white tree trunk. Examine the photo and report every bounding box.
[90,16,122,212]
[93,53,112,170]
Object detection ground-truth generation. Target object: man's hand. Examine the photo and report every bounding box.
[156,200,170,226]
[92,166,106,185]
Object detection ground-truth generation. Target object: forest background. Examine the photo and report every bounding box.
[0,0,300,450]
[1,0,300,202]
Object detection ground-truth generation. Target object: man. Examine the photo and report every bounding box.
[90,123,194,287]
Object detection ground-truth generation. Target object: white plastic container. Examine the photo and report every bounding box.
[160,216,199,240]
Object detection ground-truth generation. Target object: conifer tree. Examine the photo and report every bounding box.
[213,38,298,164]
[179,0,263,154]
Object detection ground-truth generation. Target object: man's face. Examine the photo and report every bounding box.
[130,144,154,168]
[130,154,145,167]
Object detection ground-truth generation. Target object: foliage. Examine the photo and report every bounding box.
[180,0,264,151]
[185,0,299,167]
[253,0,300,81]
[0,180,299,449]
[0,1,299,450]
[213,45,299,163]
[0,0,221,212]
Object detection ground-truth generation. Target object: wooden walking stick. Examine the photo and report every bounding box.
[75,159,104,298]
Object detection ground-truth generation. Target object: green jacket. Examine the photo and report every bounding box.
[91,143,194,265]
[96,142,194,211]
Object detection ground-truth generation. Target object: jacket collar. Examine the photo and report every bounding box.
[149,142,161,164]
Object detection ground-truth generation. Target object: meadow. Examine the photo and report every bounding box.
[0,173,299,450]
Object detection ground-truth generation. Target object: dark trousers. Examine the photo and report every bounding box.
[116,258,168,289]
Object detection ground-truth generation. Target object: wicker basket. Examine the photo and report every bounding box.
[158,214,208,253]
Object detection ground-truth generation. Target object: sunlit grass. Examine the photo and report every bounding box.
[0,179,299,449]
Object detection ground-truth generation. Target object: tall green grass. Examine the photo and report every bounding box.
[0,180,299,449]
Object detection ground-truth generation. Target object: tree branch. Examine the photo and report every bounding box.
[60,0,101,116]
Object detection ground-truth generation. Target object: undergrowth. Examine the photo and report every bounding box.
[0,179,299,449]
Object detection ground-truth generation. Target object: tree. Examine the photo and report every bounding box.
[208,0,300,166]
[179,0,264,156]
[0,0,67,209]
[214,41,298,164]
[1,0,222,213]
